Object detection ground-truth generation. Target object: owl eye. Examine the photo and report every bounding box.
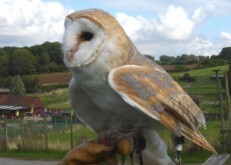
[81,32,93,41]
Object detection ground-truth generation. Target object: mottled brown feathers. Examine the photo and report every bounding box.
[109,65,216,154]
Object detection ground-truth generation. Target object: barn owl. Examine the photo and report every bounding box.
[62,9,216,165]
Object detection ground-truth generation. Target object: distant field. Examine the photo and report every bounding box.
[171,65,229,77]
[29,88,71,109]
[36,65,229,85]
[33,65,230,110]
[162,63,199,71]
[38,72,71,85]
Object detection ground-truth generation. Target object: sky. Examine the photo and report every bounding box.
[0,0,231,59]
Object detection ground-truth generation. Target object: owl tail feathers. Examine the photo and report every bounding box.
[159,111,217,154]
[181,125,217,154]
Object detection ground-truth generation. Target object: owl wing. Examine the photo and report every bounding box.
[108,65,216,154]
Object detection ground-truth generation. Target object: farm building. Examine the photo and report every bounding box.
[0,95,44,119]
[0,88,10,95]
[210,75,224,81]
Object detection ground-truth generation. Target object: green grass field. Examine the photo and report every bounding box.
[29,89,71,110]
[171,65,229,77]
[0,121,230,163]
[0,150,65,160]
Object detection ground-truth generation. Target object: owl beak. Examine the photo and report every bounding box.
[66,47,78,62]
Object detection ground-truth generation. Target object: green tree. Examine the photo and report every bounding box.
[10,49,36,75]
[159,55,176,64]
[36,52,51,73]
[218,47,231,59]
[30,44,50,73]
[0,49,8,76]
[188,54,198,63]
[10,76,26,95]
[3,46,17,56]
[42,41,63,64]
[0,76,12,88]
[174,54,198,64]
[198,55,209,62]
[22,75,39,93]
[144,54,155,61]
[180,54,188,63]
[201,58,215,67]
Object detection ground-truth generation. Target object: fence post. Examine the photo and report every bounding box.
[4,115,8,151]
[21,117,25,149]
[213,69,220,100]
[70,110,74,148]
[220,91,225,130]
[65,116,67,129]
[44,116,48,150]
[225,73,231,129]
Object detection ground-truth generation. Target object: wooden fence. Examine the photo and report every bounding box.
[0,114,95,151]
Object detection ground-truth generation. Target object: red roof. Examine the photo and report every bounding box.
[0,95,44,109]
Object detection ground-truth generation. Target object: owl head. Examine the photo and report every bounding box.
[62,9,134,69]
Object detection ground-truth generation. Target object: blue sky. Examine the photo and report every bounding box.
[0,0,231,58]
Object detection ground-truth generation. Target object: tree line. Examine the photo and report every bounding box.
[158,47,231,66]
[1,41,231,77]
[0,41,67,77]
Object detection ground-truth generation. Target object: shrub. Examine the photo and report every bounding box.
[0,76,12,88]
[22,75,39,93]
[38,83,68,92]
[10,76,26,95]
[178,73,196,82]
[174,65,190,72]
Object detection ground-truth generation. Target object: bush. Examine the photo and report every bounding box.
[174,65,190,72]
[38,83,68,92]
[213,59,228,66]
[22,75,39,93]
[10,76,26,95]
[0,76,12,88]
[178,73,196,82]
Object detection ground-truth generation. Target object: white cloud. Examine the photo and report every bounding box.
[155,5,194,40]
[116,4,213,43]
[92,0,231,16]
[0,0,229,59]
[133,35,229,59]
[116,13,143,36]
[0,0,73,47]
[116,4,228,58]
[221,32,231,40]
[192,4,215,24]
[183,37,215,55]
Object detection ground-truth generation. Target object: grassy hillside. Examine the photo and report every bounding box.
[29,89,71,110]
[170,65,229,77]
[38,65,229,85]
[35,65,229,85]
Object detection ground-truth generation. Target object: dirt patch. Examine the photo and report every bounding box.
[38,72,71,85]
